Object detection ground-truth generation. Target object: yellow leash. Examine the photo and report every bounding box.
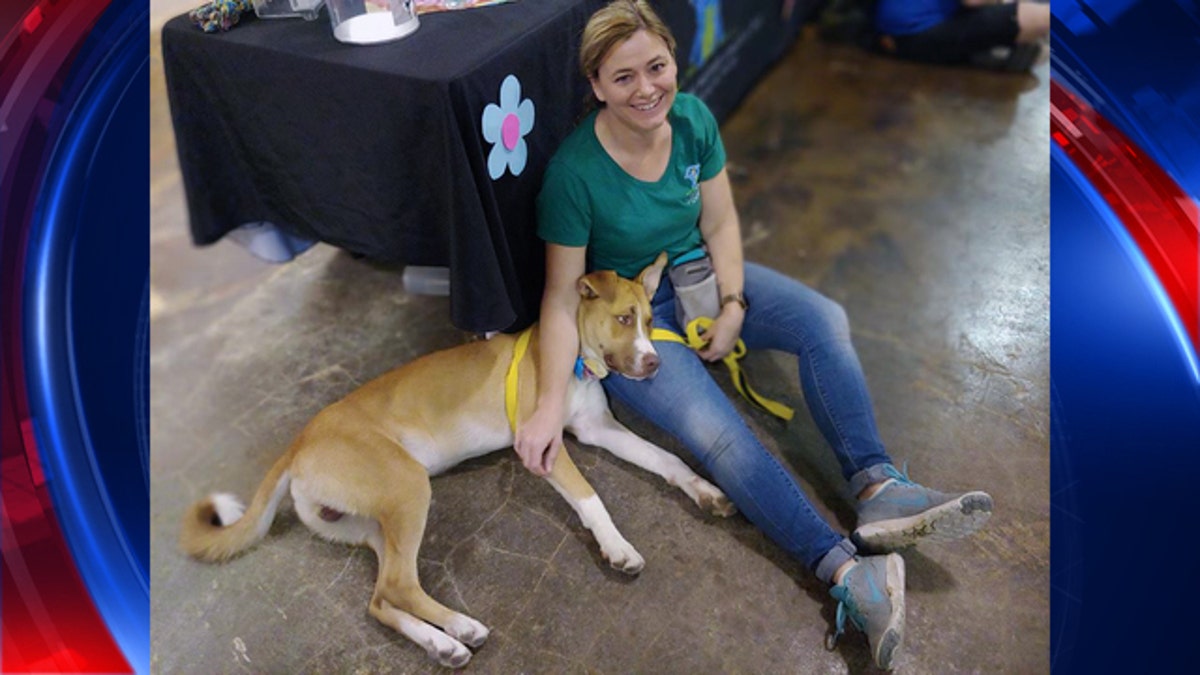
[651,318,794,422]
[505,327,533,434]
[506,318,794,431]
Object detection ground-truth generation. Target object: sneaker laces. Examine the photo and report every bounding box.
[881,461,914,486]
[825,580,865,650]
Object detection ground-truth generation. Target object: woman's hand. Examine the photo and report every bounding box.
[514,403,563,476]
[697,302,745,361]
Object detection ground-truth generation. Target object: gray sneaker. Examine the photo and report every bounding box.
[827,553,906,670]
[853,463,993,551]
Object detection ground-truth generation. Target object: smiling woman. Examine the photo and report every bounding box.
[515,1,996,671]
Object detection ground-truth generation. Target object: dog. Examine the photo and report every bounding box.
[180,252,736,668]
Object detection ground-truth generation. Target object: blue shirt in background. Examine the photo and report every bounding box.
[876,0,960,35]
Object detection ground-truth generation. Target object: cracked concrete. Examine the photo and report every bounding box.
[151,9,1049,674]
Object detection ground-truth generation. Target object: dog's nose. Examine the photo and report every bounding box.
[643,353,659,375]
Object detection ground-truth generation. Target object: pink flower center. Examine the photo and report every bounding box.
[501,113,521,150]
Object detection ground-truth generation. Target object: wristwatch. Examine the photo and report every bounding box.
[720,292,748,311]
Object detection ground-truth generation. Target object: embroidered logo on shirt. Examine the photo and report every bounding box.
[684,163,701,204]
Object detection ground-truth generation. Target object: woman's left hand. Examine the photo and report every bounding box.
[697,303,745,361]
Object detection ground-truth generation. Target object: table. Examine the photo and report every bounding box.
[162,0,813,332]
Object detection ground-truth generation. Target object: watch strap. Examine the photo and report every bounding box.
[720,292,747,311]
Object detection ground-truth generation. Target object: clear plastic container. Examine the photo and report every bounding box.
[402,266,450,296]
[252,0,325,21]
[326,0,420,45]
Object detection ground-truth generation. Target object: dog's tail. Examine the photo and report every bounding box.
[179,451,293,562]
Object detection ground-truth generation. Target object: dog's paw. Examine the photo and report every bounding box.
[689,477,738,517]
[703,492,738,518]
[424,634,471,669]
[602,542,645,575]
[445,614,489,649]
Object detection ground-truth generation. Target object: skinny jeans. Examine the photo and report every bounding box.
[603,263,893,573]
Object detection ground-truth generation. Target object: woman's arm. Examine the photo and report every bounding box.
[696,168,746,361]
[513,242,587,475]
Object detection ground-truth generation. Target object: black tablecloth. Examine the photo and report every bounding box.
[162,0,813,332]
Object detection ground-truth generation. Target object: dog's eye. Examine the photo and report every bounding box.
[616,314,633,326]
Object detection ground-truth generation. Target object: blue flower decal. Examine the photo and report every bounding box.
[481,74,535,179]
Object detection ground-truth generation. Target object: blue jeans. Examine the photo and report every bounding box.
[603,263,894,578]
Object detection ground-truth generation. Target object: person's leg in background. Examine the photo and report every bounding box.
[978,1,1050,70]
[1015,1,1049,43]
[881,2,1048,71]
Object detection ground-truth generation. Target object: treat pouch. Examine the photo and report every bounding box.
[669,253,720,329]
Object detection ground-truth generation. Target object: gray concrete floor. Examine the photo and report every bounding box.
[150,6,1049,673]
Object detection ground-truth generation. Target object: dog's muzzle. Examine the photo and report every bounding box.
[607,351,660,380]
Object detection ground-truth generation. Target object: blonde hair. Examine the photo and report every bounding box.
[580,1,676,86]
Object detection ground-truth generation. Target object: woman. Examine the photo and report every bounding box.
[515,1,992,669]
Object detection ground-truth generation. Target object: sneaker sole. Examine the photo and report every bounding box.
[854,492,993,551]
[875,553,906,670]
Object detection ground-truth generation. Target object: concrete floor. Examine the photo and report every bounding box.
[150,6,1050,674]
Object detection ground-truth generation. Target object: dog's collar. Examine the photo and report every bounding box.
[574,356,606,381]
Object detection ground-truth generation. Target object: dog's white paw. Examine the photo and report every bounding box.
[601,540,645,575]
[688,477,737,517]
[424,633,471,669]
[445,614,489,649]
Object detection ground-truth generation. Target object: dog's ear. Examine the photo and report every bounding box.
[577,274,601,300]
[636,252,668,298]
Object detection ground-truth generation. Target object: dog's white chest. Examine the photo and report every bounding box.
[564,377,608,425]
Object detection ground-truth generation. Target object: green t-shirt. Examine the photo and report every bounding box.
[537,92,727,279]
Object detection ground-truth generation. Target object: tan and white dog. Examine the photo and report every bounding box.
[180,253,735,668]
